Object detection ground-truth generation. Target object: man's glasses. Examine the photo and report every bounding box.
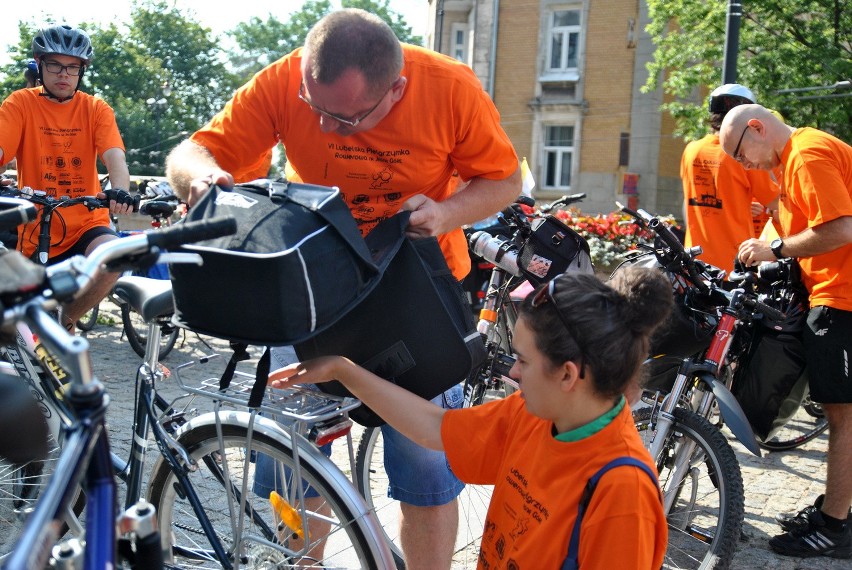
[531,280,586,378]
[42,61,84,76]
[298,81,392,128]
[732,124,749,163]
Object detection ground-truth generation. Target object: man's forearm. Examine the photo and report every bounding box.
[783,216,852,258]
[102,148,130,190]
[446,167,521,228]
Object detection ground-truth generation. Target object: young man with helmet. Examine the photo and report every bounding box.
[680,83,779,275]
[0,24,134,332]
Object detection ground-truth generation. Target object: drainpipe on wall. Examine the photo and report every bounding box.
[488,0,500,98]
[435,0,445,53]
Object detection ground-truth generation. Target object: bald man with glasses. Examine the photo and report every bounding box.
[723,104,852,561]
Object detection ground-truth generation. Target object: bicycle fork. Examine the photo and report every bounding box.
[647,371,699,516]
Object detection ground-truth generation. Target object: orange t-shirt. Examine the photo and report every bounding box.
[442,394,667,569]
[777,128,852,310]
[191,45,519,280]
[0,87,125,258]
[681,134,778,274]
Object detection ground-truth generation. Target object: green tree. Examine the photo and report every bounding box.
[645,0,851,142]
[115,0,240,174]
[0,21,40,99]
[0,2,239,176]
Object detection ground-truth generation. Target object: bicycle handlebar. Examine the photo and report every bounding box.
[618,201,788,322]
[539,193,586,213]
[742,295,787,322]
[619,201,711,293]
[3,186,141,213]
[0,197,38,232]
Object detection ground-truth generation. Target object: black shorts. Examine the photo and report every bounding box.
[48,226,117,264]
[803,305,852,404]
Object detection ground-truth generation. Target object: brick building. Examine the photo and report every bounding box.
[425,0,685,216]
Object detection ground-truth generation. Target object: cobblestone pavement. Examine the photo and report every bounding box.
[81,300,846,569]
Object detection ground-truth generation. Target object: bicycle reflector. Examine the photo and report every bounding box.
[269,492,305,539]
[309,416,354,447]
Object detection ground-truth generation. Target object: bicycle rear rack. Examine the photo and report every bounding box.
[171,353,361,427]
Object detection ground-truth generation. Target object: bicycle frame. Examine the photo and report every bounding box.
[648,288,762,463]
[4,304,117,570]
[2,218,235,568]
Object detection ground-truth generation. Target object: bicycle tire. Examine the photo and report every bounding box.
[121,303,178,359]
[758,396,828,452]
[634,407,744,570]
[75,303,99,332]
[147,421,385,569]
[0,346,86,560]
[355,425,493,569]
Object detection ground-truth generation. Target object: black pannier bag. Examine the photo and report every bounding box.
[732,328,809,442]
[170,180,401,345]
[516,216,593,285]
[295,235,487,427]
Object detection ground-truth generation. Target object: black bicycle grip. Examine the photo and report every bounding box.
[0,202,38,232]
[146,216,237,249]
[647,217,683,253]
[750,298,787,322]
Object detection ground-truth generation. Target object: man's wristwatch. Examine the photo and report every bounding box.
[770,238,785,259]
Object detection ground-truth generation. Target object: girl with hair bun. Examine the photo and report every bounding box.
[269,266,672,569]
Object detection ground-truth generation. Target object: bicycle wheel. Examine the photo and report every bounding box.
[634,407,744,570]
[147,421,386,569]
[758,396,828,452]
[120,303,179,359]
[0,347,85,560]
[355,426,491,569]
[75,303,99,332]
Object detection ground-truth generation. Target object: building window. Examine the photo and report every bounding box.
[548,10,580,73]
[544,125,574,189]
[450,24,468,63]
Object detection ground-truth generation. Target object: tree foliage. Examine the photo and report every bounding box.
[645,0,852,142]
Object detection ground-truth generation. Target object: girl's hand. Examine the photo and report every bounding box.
[267,356,348,389]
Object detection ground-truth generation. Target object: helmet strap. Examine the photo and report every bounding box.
[36,62,85,103]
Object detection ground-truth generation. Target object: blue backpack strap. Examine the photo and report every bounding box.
[561,457,660,570]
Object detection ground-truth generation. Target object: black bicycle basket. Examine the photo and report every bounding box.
[516,216,593,285]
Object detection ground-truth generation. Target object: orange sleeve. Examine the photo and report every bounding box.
[441,394,522,484]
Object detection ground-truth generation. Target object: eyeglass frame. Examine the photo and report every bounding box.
[41,60,84,77]
[531,279,586,379]
[298,81,393,128]
[731,124,750,163]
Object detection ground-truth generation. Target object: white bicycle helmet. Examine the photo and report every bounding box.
[708,83,755,113]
